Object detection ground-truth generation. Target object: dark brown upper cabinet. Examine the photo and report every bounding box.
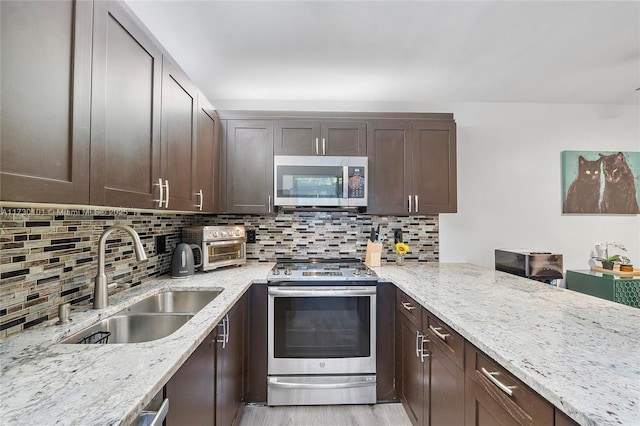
[1,0,93,204]
[274,120,366,156]
[366,120,413,215]
[195,95,221,213]
[89,0,162,208]
[367,118,457,215]
[160,58,198,211]
[412,120,457,213]
[222,119,274,214]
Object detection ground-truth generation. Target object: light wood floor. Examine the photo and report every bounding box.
[237,403,412,426]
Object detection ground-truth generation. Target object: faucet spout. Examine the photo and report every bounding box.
[93,225,148,309]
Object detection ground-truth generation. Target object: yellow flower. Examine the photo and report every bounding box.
[395,242,410,255]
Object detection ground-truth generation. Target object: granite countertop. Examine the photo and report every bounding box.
[1,262,638,425]
[374,263,640,426]
[0,263,273,426]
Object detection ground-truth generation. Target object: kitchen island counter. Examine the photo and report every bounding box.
[375,263,639,426]
[1,262,638,425]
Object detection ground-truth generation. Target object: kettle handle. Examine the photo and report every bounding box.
[190,244,203,269]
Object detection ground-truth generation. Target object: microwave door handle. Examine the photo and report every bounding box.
[344,166,349,202]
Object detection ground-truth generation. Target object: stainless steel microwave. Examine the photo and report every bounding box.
[273,155,368,207]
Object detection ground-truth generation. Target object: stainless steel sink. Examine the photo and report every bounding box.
[124,289,223,314]
[60,313,193,344]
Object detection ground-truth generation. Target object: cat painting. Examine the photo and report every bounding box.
[563,155,602,213]
[600,152,640,214]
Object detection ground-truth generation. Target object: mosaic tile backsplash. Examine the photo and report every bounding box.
[1,206,438,337]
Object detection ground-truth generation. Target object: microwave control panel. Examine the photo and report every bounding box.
[348,167,366,198]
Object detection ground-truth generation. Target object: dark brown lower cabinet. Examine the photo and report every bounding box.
[166,329,217,425]
[216,295,247,426]
[376,282,396,401]
[245,284,268,403]
[464,343,553,426]
[427,333,464,426]
[396,306,429,425]
[555,409,579,426]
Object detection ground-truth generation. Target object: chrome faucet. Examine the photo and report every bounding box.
[93,225,148,309]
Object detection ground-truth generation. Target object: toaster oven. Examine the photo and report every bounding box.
[182,226,246,271]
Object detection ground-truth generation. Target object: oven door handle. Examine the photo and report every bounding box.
[268,378,374,390]
[268,287,376,297]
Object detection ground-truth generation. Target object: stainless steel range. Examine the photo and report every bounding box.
[267,259,378,406]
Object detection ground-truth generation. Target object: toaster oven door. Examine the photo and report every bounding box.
[203,241,246,270]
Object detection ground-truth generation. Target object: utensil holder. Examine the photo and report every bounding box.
[365,240,382,267]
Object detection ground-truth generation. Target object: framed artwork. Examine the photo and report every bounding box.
[562,150,640,214]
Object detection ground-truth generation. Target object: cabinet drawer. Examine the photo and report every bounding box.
[465,343,554,426]
[395,288,421,327]
[424,312,464,369]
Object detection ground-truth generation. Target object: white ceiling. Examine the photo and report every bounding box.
[125,0,640,107]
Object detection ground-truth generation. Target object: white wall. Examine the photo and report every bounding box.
[215,99,640,271]
[440,102,639,271]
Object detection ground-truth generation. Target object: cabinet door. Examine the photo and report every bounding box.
[429,342,464,426]
[166,330,216,426]
[161,58,198,211]
[397,313,427,426]
[90,0,162,208]
[321,121,367,156]
[464,344,554,426]
[1,0,92,203]
[376,282,396,401]
[245,284,268,403]
[411,121,457,213]
[216,295,247,426]
[367,120,413,215]
[274,120,319,155]
[196,95,220,213]
[224,120,274,214]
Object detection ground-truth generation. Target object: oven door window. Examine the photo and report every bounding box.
[273,296,371,358]
[276,166,343,200]
[206,243,243,263]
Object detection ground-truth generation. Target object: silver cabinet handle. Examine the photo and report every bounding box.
[225,315,230,344]
[408,195,412,213]
[429,325,450,341]
[419,335,430,363]
[315,138,319,156]
[195,189,203,211]
[142,398,169,426]
[481,367,515,397]
[415,330,421,358]
[415,195,419,213]
[401,302,415,311]
[268,195,272,213]
[153,178,164,207]
[322,137,326,156]
[163,180,170,208]
[217,315,228,348]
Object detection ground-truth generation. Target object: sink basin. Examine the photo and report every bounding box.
[124,289,223,314]
[61,313,193,344]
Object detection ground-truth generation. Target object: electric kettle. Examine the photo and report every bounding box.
[171,243,202,278]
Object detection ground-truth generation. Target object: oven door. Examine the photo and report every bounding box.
[202,240,245,270]
[268,286,376,375]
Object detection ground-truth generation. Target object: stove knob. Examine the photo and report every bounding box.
[221,231,228,237]
[235,230,241,236]
[353,268,361,276]
[213,231,219,237]
[365,268,373,276]
[284,268,292,276]
[272,268,280,276]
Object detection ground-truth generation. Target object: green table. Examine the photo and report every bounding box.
[565,269,640,308]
